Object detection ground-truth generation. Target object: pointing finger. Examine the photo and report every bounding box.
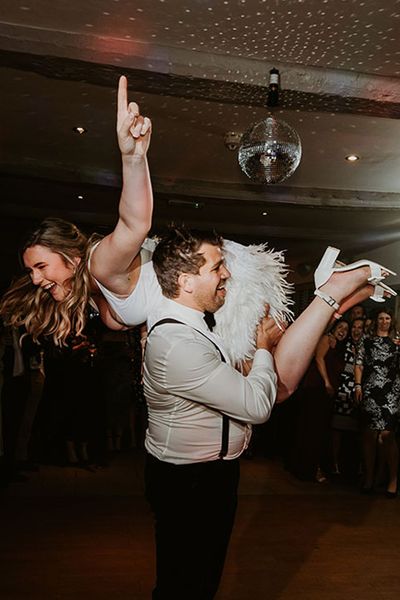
[117,75,128,126]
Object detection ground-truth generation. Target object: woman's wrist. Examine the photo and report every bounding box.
[122,153,147,165]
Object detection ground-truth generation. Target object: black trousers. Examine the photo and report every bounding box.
[145,453,240,600]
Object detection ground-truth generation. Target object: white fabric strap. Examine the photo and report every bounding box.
[314,289,340,311]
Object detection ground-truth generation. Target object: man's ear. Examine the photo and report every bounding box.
[178,272,194,293]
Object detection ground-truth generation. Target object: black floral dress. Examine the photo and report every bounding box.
[332,338,361,431]
[355,336,400,431]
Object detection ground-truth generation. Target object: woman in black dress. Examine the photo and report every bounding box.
[354,310,400,497]
[289,319,349,482]
[331,317,365,475]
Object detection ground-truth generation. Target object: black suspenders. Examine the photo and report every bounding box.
[147,318,230,459]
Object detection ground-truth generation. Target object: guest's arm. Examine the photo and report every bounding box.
[90,76,153,296]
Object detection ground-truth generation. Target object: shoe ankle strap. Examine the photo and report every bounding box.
[314,289,340,311]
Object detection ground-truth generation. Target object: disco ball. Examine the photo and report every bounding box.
[238,117,302,184]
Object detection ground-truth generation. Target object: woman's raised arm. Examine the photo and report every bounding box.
[90,76,153,296]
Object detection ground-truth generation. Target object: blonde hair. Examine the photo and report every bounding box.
[0,218,101,346]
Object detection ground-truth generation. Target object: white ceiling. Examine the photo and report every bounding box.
[1,0,400,279]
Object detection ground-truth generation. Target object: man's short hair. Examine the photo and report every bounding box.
[153,225,223,298]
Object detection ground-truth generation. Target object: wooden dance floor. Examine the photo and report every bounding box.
[1,451,400,599]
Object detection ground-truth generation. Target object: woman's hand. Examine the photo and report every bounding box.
[117,75,152,158]
[354,385,362,404]
[325,381,335,397]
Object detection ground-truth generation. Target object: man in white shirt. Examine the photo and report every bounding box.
[143,226,282,600]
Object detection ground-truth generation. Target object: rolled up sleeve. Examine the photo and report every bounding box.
[164,337,277,424]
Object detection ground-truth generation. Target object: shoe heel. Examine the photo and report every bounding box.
[369,285,386,302]
[370,281,397,302]
[314,246,341,289]
[378,281,397,297]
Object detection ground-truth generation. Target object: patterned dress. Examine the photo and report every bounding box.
[332,339,361,431]
[355,336,400,431]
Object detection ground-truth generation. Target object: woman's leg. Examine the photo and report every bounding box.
[332,429,342,474]
[362,429,378,490]
[274,269,374,401]
[380,430,398,494]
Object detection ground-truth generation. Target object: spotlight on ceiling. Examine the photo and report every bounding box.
[345,154,360,162]
[224,131,243,151]
[72,126,87,135]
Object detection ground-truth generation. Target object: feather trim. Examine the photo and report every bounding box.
[215,239,294,364]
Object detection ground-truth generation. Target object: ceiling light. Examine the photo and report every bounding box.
[72,126,87,134]
[77,195,84,200]
[345,154,360,162]
[262,211,268,216]
[168,199,204,209]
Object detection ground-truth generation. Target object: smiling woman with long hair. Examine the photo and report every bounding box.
[0,75,153,346]
[1,219,94,345]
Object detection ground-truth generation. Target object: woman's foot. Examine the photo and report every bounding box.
[321,267,395,319]
[386,479,397,498]
[315,247,396,297]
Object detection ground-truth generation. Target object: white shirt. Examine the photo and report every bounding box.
[144,297,277,465]
[93,245,162,328]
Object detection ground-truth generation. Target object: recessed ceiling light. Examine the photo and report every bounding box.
[262,211,268,216]
[77,195,84,200]
[168,199,204,209]
[73,126,87,134]
[345,154,360,162]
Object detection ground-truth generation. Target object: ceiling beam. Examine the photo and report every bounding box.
[1,47,400,119]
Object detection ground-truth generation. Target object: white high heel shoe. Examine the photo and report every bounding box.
[314,246,397,301]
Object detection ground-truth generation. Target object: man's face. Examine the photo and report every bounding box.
[351,305,364,320]
[351,319,364,342]
[190,243,231,313]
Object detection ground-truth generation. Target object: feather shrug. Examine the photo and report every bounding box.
[214,240,293,364]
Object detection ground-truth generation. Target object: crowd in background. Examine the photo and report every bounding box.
[1,302,400,497]
[247,303,400,496]
[0,313,146,487]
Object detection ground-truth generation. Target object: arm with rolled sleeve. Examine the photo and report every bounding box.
[163,336,277,424]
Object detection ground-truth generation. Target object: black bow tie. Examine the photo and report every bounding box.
[203,311,216,332]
